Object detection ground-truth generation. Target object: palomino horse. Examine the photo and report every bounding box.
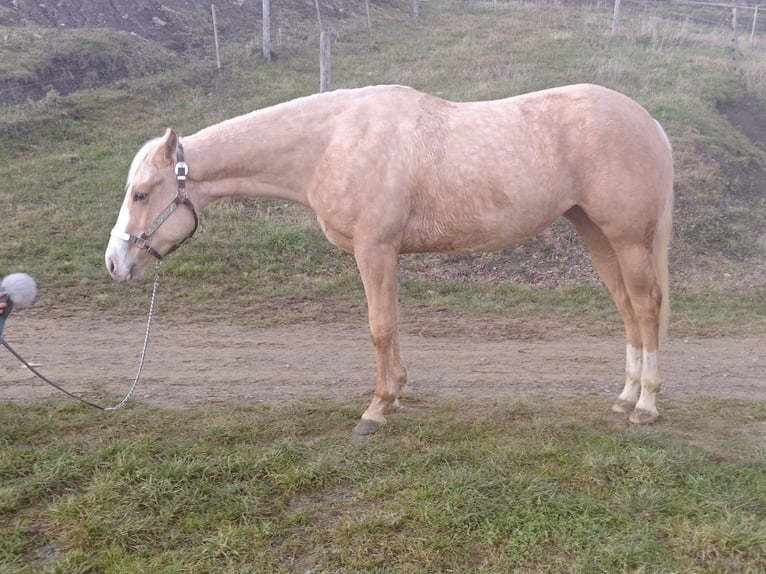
[105,84,673,434]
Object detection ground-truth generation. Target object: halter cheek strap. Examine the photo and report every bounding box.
[111,143,199,260]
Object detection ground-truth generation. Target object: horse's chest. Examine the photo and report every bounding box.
[316,215,354,253]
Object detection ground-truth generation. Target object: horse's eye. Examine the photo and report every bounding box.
[133,192,147,202]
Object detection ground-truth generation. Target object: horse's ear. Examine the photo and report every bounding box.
[153,128,178,167]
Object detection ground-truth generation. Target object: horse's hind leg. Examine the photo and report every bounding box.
[352,241,408,435]
[614,244,664,424]
[565,208,645,416]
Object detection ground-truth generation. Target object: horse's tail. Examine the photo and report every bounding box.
[654,120,674,346]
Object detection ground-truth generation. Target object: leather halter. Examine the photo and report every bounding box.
[110,144,199,260]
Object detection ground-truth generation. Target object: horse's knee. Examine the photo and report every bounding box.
[369,326,395,350]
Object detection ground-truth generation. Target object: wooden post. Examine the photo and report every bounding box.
[320,31,331,93]
[262,0,271,62]
[611,0,622,35]
[750,5,759,47]
[732,6,739,73]
[365,0,372,32]
[211,4,221,70]
[315,0,323,33]
[412,0,419,24]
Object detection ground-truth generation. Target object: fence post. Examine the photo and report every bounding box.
[211,4,221,70]
[365,0,372,32]
[412,0,419,24]
[732,6,739,72]
[315,0,323,32]
[320,31,331,93]
[751,5,759,47]
[262,0,271,61]
[611,0,622,35]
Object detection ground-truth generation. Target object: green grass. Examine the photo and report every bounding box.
[1,398,765,573]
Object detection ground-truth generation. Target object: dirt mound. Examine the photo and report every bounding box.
[709,98,766,286]
[1,0,259,51]
[0,0,400,103]
[717,97,766,151]
[0,0,392,51]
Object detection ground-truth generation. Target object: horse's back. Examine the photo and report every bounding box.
[393,84,670,251]
[310,84,673,254]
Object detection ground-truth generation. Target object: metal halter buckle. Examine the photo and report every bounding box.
[175,161,188,180]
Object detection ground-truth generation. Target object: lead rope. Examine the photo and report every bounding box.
[104,260,162,411]
[1,261,162,412]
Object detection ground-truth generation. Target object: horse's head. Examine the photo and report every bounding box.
[105,128,198,283]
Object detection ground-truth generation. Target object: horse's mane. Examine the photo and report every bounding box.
[125,87,401,189]
[193,87,393,141]
[125,137,162,191]
[193,91,329,140]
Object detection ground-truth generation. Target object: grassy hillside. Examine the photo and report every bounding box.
[1,0,765,329]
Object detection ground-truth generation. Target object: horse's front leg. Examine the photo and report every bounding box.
[352,242,408,435]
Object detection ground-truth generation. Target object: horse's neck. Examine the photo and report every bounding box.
[185,98,332,208]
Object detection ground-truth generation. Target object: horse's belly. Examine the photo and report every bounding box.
[400,210,557,254]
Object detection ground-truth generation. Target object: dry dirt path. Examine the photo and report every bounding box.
[2,315,764,413]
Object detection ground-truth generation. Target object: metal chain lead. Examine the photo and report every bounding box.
[1,262,162,411]
[104,261,162,411]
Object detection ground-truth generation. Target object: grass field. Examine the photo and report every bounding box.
[2,398,765,573]
[1,1,765,571]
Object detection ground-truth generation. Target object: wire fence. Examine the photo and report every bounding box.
[474,0,766,40]
[618,0,765,41]
[3,0,764,104]
[463,0,765,76]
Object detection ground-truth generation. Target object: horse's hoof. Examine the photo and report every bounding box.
[611,399,635,414]
[629,408,659,425]
[352,417,384,435]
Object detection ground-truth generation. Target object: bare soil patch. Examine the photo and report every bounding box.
[2,312,764,415]
[1,0,389,51]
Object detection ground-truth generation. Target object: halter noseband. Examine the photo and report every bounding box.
[111,143,199,260]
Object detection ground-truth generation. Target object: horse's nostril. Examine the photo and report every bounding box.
[106,257,116,276]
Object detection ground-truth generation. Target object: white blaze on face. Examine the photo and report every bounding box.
[110,191,133,242]
[104,192,132,278]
